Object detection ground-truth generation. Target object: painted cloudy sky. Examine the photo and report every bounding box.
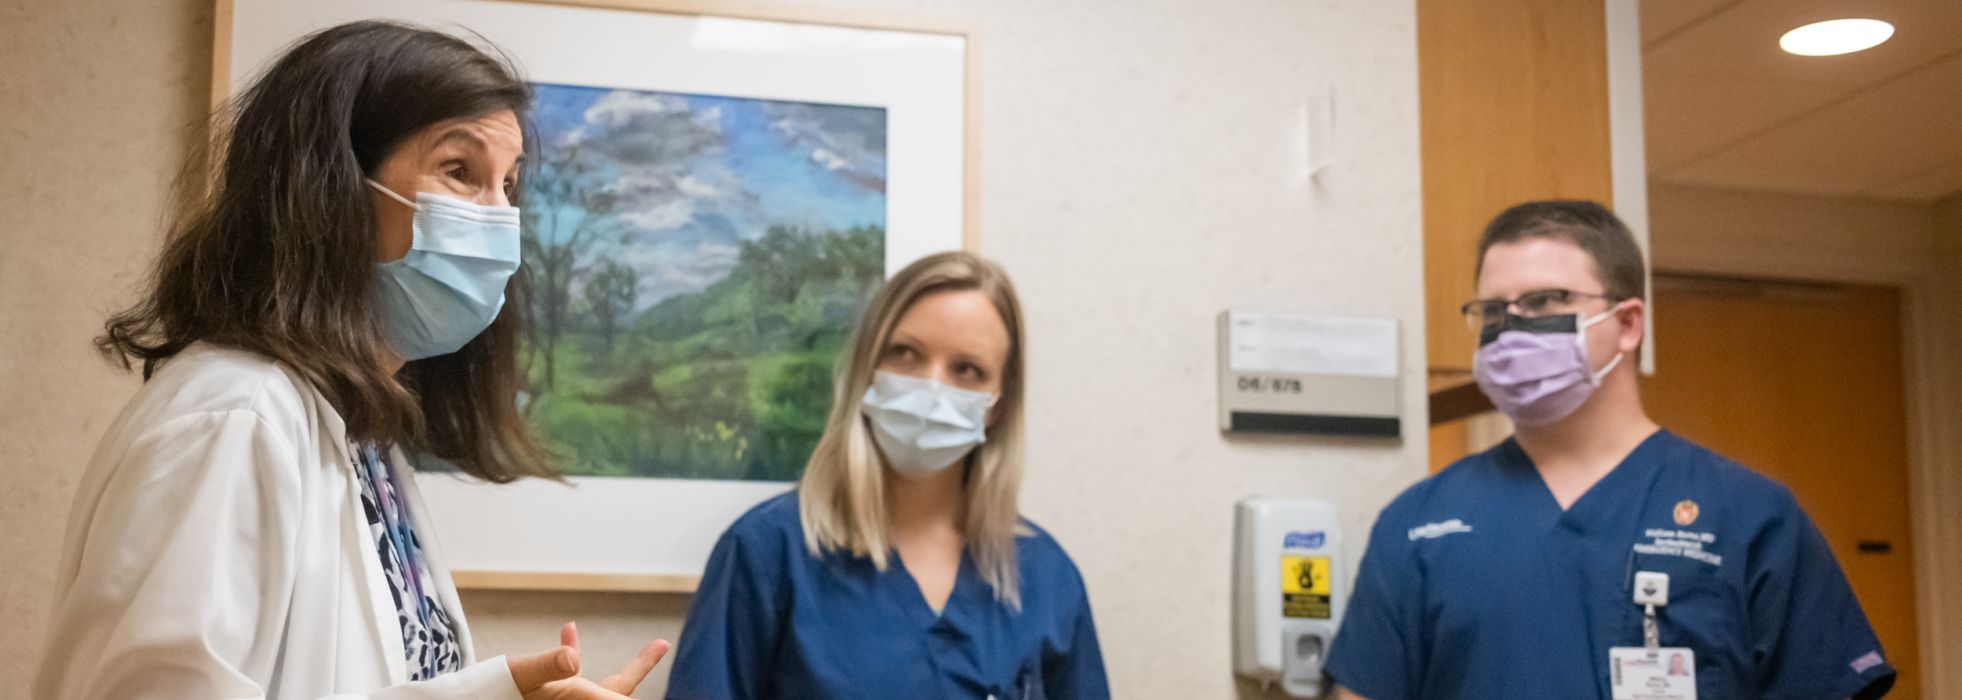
[527,82,888,311]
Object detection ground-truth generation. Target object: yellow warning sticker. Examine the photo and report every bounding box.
[1281,555,1332,619]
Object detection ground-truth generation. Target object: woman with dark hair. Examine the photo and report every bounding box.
[33,21,666,699]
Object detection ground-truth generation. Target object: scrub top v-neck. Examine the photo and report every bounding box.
[1325,430,1894,700]
[666,493,1108,700]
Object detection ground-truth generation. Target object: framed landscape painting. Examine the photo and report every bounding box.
[218,0,974,590]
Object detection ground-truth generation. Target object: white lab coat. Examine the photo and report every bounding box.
[34,343,524,699]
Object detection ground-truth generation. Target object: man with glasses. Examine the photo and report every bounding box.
[1323,200,1894,700]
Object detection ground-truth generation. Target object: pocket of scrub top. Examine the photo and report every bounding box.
[1629,552,1746,697]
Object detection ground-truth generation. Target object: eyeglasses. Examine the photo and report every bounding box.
[1459,289,1621,331]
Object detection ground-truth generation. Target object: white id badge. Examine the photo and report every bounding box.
[1609,647,1696,700]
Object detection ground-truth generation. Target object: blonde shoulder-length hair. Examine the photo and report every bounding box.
[798,251,1030,608]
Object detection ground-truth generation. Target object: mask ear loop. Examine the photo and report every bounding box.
[1580,302,1629,385]
[365,179,421,211]
[1590,352,1625,385]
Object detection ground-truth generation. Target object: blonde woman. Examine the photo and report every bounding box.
[666,252,1107,699]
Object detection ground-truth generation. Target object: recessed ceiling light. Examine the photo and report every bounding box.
[1780,18,1894,57]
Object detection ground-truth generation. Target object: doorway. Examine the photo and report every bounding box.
[1642,273,1922,698]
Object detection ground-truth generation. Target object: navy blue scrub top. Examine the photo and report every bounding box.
[1325,430,1895,700]
[666,493,1109,700]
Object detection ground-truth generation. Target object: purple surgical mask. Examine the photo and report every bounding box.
[1471,308,1624,427]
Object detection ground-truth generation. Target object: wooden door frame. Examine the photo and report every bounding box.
[1652,252,1954,692]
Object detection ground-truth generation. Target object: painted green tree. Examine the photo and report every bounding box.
[510,83,888,482]
[521,224,882,480]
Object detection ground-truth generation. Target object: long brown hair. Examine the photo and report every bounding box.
[98,21,555,482]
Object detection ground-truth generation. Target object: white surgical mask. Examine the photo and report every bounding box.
[860,370,996,478]
[367,179,522,361]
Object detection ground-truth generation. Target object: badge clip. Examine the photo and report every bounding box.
[1634,571,1670,650]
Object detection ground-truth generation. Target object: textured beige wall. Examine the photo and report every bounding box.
[1937,194,1962,256]
[1648,182,1938,282]
[1,0,1426,698]
[0,0,216,693]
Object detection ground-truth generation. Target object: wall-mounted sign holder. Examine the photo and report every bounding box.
[1218,310,1401,438]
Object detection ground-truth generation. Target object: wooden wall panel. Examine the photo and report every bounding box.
[1419,0,1617,372]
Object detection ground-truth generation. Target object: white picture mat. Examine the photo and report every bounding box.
[224,0,968,577]
[420,475,791,575]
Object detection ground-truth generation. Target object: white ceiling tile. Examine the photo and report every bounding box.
[1657,52,1962,200]
[1640,0,1741,47]
[1643,0,1962,89]
[1643,72,1842,172]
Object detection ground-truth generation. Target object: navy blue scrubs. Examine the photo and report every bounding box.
[667,493,1108,700]
[1325,430,1894,700]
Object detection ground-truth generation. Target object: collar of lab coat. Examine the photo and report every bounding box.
[182,341,483,678]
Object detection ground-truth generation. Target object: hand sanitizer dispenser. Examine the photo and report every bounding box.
[1234,498,1344,698]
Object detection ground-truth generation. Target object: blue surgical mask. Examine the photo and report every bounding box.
[860,370,997,479]
[366,179,522,361]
